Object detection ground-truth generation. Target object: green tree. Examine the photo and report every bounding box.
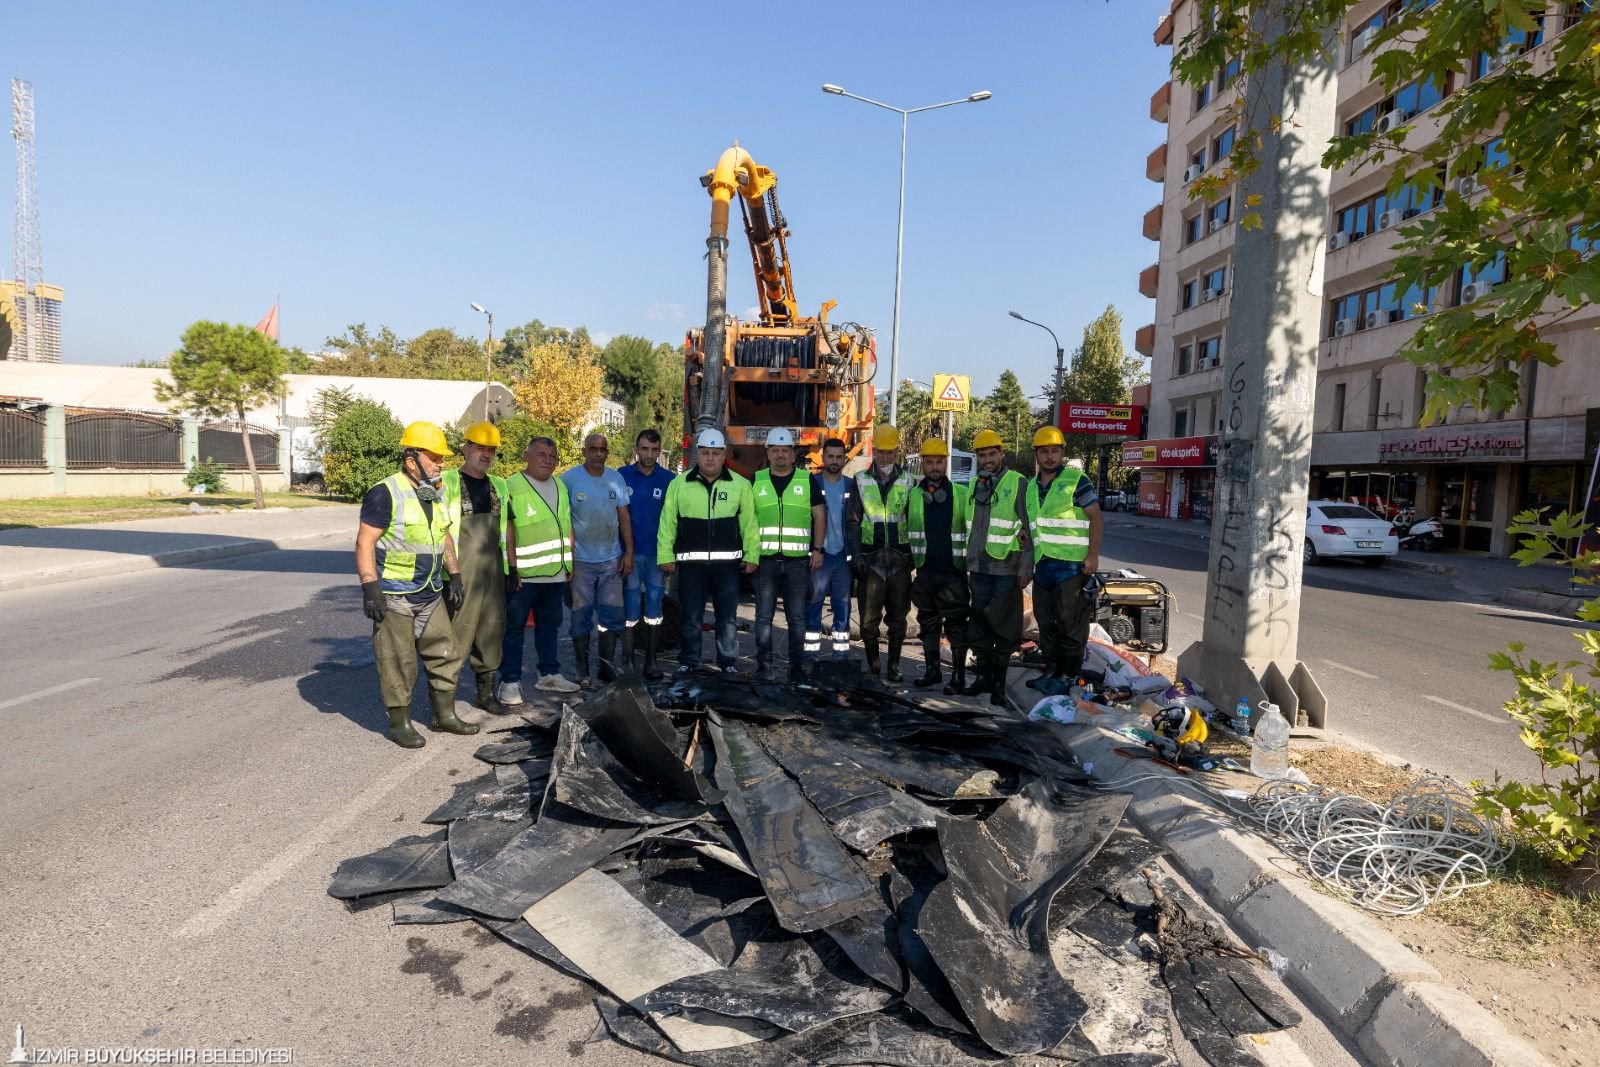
[497,319,593,375]
[1061,304,1135,469]
[322,401,403,501]
[600,335,660,410]
[986,369,1035,470]
[1176,1,1600,422]
[155,320,289,508]
[316,324,486,381]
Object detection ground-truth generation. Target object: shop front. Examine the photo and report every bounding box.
[1376,422,1528,553]
[1122,435,1219,522]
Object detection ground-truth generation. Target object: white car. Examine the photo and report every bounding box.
[1304,501,1399,567]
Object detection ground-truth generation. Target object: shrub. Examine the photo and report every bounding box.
[184,456,226,494]
[323,401,402,500]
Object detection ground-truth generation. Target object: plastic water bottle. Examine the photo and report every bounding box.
[1250,701,1291,780]
[1232,697,1253,737]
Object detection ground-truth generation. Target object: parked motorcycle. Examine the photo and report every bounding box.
[1399,516,1445,551]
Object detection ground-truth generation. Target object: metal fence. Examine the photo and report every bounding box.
[199,421,280,470]
[0,408,47,468]
[66,407,183,469]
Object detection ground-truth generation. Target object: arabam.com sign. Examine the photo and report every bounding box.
[1059,403,1142,436]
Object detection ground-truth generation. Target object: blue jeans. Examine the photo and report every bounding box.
[807,550,853,659]
[570,557,625,637]
[755,556,810,669]
[500,580,566,682]
[624,559,666,625]
[677,562,741,668]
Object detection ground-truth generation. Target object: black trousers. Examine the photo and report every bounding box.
[911,568,970,667]
[858,567,912,649]
[1033,571,1093,675]
[965,571,1024,663]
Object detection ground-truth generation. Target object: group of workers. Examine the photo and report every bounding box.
[354,417,1103,749]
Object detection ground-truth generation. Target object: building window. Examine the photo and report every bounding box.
[1212,126,1236,164]
[1571,223,1597,257]
[1218,56,1242,91]
[1333,199,1371,239]
[1177,344,1193,376]
[1190,146,1208,174]
[1207,198,1231,231]
[1343,75,1451,136]
[1174,408,1190,437]
[1567,1,1597,31]
[1181,279,1198,310]
[1457,253,1507,301]
[1336,169,1448,234]
[1202,266,1227,295]
[1475,22,1544,78]
[1195,81,1213,111]
[1333,383,1347,431]
[1328,278,1441,334]
[1184,214,1204,245]
[1197,336,1222,368]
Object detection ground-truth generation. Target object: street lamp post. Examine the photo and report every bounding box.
[470,302,494,420]
[1008,310,1065,429]
[822,83,991,427]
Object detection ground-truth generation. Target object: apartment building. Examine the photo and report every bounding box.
[1136,1,1598,555]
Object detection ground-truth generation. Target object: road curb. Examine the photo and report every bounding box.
[1007,671,1554,1067]
[1497,586,1587,619]
[0,528,349,592]
[1388,556,1458,576]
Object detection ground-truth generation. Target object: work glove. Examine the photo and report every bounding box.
[505,572,521,596]
[444,575,466,614]
[361,580,387,622]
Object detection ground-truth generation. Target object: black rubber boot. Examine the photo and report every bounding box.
[944,648,968,697]
[428,690,478,735]
[598,631,618,684]
[474,672,508,715]
[960,653,993,697]
[386,706,425,749]
[642,623,664,681]
[914,640,942,689]
[886,642,904,684]
[788,661,809,684]
[989,657,1011,708]
[572,635,592,690]
[619,626,636,675]
[864,639,881,678]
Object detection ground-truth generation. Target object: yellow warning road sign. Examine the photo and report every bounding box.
[932,373,970,412]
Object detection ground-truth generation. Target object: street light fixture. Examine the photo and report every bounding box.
[822,83,992,427]
[470,302,494,420]
[1008,310,1066,429]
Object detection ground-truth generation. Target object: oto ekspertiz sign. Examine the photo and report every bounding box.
[1058,403,1142,436]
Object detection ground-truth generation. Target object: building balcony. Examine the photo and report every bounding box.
[1143,203,1164,241]
[1145,143,1168,182]
[1135,323,1156,357]
[1139,263,1160,299]
[1151,80,1172,122]
[1154,12,1174,47]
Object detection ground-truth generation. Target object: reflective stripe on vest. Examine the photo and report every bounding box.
[856,470,912,547]
[907,481,969,568]
[753,469,813,557]
[505,472,572,578]
[963,469,1025,560]
[374,473,448,595]
[1025,469,1091,563]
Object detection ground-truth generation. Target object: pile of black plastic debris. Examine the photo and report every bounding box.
[329,662,1301,1066]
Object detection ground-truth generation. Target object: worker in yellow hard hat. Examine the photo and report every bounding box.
[354,420,479,748]
[846,424,917,682]
[1026,424,1103,687]
[438,421,513,715]
[908,437,973,693]
[959,426,1032,707]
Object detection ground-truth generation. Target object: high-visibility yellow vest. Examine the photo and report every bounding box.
[753,469,814,558]
[503,472,572,578]
[373,472,450,595]
[963,469,1025,560]
[856,469,912,547]
[1025,468,1092,563]
[908,480,969,568]
[440,468,506,534]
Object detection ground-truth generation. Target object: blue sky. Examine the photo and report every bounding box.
[6,0,1170,400]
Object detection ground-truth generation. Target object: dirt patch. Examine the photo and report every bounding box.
[1288,745,1421,802]
[470,969,515,1002]
[400,936,466,997]
[494,988,590,1043]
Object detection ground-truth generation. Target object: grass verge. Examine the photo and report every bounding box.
[1,492,343,529]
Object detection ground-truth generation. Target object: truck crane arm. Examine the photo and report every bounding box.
[702,146,798,325]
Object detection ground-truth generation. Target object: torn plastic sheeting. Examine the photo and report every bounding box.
[887,863,974,1037]
[493,759,552,786]
[581,680,721,803]
[424,774,537,824]
[651,673,821,722]
[641,934,896,1035]
[392,896,476,925]
[1047,827,1166,937]
[708,719,878,934]
[447,814,532,875]
[548,706,709,825]
[918,781,1130,1055]
[478,917,591,983]
[827,791,941,853]
[525,867,776,1052]
[434,799,638,919]
[1051,921,1177,1063]
[816,725,1000,799]
[327,832,451,899]
[472,736,555,765]
[607,852,771,967]
[822,906,906,995]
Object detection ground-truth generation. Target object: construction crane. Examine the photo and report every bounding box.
[684,144,876,475]
[6,78,63,363]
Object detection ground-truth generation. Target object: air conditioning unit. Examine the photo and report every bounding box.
[1333,317,1359,337]
[1202,286,1222,303]
[1487,43,1519,73]
[1460,280,1495,303]
[1374,108,1409,134]
[1455,175,1480,197]
[1328,231,1352,252]
[1377,208,1406,230]
[1352,26,1377,58]
[1364,310,1386,330]
[1184,163,1204,183]
[1207,216,1224,234]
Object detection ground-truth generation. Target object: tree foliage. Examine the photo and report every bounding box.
[510,339,606,434]
[498,319,594,375]
[316,324,487,381]
[322,400,403,501]
[985,369,1036,470]
[1061,304,1141,472]
[1176,2,1600,423]
[156,320,288,508]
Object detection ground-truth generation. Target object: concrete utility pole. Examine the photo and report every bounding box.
[1175,19,1336,729]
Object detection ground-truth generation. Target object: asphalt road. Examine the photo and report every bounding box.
[1099,514,1585,786]
[0,539,1369,1066]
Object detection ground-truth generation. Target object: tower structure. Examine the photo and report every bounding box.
[7,77,62,362]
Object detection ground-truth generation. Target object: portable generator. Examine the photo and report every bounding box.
[1093,574,1170,654]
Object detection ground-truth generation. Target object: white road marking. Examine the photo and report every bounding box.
[0,677,99,711]
[1321,659,1378,680]
[175,737,452,938]
[1423,693,1505,725]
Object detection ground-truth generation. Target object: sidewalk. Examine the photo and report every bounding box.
[0,504,358,591]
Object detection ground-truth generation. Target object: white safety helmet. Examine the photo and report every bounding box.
[696,427,727,449]
[766,428,795,447]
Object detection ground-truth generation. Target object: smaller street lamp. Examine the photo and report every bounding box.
[470,303,494,420]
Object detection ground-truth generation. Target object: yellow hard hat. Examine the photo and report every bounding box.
[920,438,949,458]
[1032,426,1066,448]
[872,424,901,450]
[400,421,453,456]
[972,429,1004,451]
[464,421,501,448]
